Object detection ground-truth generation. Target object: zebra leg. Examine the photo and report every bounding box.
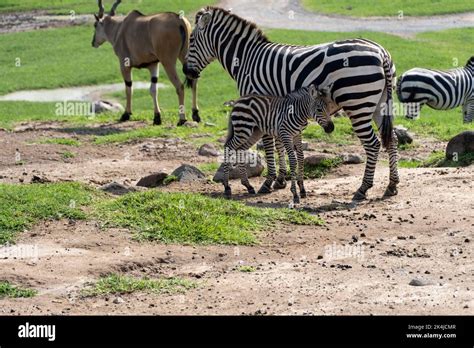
[281,134,299,204]
[384,130,400,197]
[294,134,306,198]
[273,138,288,190]
[238,158,256,195]
[353,130,381,201]
[258,136,276,194]
[406,102,422,119]
[223,135,248,199]
[237,132,262,195]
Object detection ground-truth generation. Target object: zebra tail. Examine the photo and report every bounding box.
[184,77,194,89]
[381,54,394,149]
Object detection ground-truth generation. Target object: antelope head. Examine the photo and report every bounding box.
[92,0,122,48]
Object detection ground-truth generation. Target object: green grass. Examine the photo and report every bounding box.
[37,138,81,146]
[82,274,196,297]
[237,265,256,273]
[399,151,474,168]
[95,190,323,245]
[0,281,37,298]
[304,157,343,179]
[61,151,76,159]
[0,0,216,15]
[198,162,221,175]
[0,182,96,244]
[302,0,474,17]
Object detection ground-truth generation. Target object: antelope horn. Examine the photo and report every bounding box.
[109,0,122,16]
[97,0,105,18]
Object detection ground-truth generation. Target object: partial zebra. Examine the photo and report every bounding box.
[184,7,399,200]
[223,85,333,203]
[396,57,474,123]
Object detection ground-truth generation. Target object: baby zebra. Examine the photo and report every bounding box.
[223,84,334,204]
[397,57,474,123]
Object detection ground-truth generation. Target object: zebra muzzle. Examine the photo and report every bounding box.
[324,121,335,134]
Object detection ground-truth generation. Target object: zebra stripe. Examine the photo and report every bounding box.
[396,57,474,123]
[184,7,400,200]
[223,86,332,203]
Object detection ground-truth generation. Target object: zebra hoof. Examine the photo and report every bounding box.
[258,185,272,194]
[177,119,187,127]
[273,179,287,190]
[352,190,367,202]
[247,187,256,195]
[300,191,307,199]
[293,196,300,204]
[192,109,201,123]
[120,112,131,122]
[224,188,232,199]
[384,186,398,197]
[153,112,162,126]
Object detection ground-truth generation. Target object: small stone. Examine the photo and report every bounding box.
[113,297,125,304]
[198,143,220,157]
[136,172,169,188]
[409,278,433,287]
[394,126,414,145]
[183,121,199,128]
[100,182,136,195]
[304,154,331,166]
[341,153,364,164]
[171,164,206,182]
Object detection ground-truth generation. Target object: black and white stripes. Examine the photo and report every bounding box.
[184,7,400,200]
[397,57,474,123]
[223,85,333,203]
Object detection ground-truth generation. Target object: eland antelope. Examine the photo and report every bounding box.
[92,0,200,126]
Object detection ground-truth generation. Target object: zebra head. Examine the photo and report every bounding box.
[309,85,334,134]
[183,8,216,80]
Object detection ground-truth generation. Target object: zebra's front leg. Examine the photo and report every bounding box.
[384,130,399,197]
[223,135,247,199]
[273,138,287,190]
[353,132,381,201]
[294,134,306,198]
[258,135,276,194]
[238,159,256,195]
[281,134,299,204]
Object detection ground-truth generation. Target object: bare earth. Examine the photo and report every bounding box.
[0,121,472,315]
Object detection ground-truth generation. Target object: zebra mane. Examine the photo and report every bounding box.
[199,6,269,43]
[285,86,312,100]
[466,56,474,68]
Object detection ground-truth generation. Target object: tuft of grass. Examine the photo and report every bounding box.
[61,151,75,159]
[198,162,221,175]
[38,138,81,146]
[0,182,97,245]
[0,281,37,298]
[163,175,178,185]
[82,274,196,297]
[304,157,343,179]
[95,191,324,245]
[399,151,474,168]
[237,266,256,273]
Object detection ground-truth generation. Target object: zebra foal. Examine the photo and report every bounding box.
[223,85,334,204]
[397,57,474,123]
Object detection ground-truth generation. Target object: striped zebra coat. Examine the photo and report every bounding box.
[396,57,474,123]
[184,7,399,200]
[223,85,333,203]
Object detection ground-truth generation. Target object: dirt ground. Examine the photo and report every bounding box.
[0,121,472,315]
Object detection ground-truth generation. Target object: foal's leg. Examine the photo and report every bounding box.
[273,138,288,190]
[258,135,277,194]
[294,133,306,198]
[280,133,299,204]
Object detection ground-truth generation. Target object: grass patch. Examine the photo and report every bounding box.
[305,157,343,179]
[301,0,474,17]
[0,182,97,245]
[82,274,195,297]
[399,151,474,168]
[198,162,221,175]
[237,266,256,273]
[61,151,75,159]
[38,138,81,146]
[95,191,323,245]
[163,175,178,185]
[0,281,37,298]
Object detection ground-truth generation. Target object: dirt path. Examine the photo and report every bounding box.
[218,0,474,37]
[0,123,472,315]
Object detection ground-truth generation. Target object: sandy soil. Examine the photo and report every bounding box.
[0,121,472,315]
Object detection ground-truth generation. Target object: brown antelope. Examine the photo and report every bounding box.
[92,0,200,126]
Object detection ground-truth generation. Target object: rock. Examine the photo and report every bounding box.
[31,175,51,183]
[93,100,124,114]
[100,182,136,195]
[171,164,206,182]
[213,151,264,182]
[136,172,169,188]
[113,297,125,304]
[394,126,414,145]
[304,154,330,166]
[217,136,227,144]
[446,130,474,160]
[409,278,433,287]
[341,153,364,164]
[183,121,199,128]
[198,143,220,157]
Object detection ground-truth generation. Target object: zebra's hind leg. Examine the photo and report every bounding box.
[384,130,400,197]
[353,131,381,201]
[238,132,262,195]
[281,133,299,204]
[258,135,276,194]
[273,138,288,190]
[294,134,306,198]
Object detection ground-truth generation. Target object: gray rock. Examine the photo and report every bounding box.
[198,143,220,157]
[171,164,206,182]
[113,297,125,304]
[183,121,199,128]
[394,126,414,145]
[304,154,331,166]
[446,130,474,160]
[136,172,169,188]
[217,136,227,144]
[213,152,264,182]
[100,182,136,195]
[409,278,433,287]
[93,100,124,114]
[342,153,364,165]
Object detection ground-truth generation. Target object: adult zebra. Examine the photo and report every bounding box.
[184,7,399,200]
[396,57,474,123]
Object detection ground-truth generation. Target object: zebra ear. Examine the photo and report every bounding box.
[309,84,318,98]
[198,12,212,29]
[318,83,333,98]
